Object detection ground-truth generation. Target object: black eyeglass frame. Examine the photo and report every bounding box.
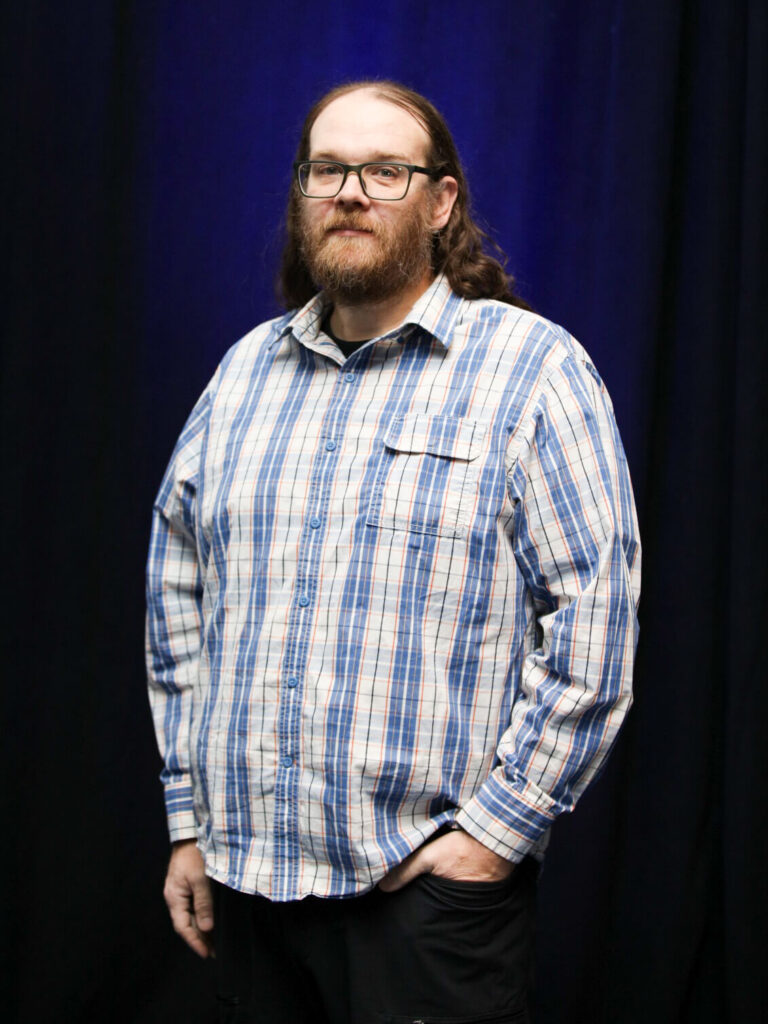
[293,160,440,200]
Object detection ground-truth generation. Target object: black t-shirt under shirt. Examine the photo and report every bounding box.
[321,313,370,360]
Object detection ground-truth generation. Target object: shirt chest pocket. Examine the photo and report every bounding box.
[366,414,485,540]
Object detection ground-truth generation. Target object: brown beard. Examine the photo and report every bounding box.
[297,197,434,305]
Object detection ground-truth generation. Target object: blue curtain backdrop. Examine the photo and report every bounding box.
[3,1,766,1021]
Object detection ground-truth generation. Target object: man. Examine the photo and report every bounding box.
[146,81,640,1022]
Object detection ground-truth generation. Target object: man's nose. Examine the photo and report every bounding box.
[334,170,370,205]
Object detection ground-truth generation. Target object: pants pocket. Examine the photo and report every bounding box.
[415,872,518,910]
[347,863,536,1022]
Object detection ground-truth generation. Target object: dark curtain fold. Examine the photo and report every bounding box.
[2,1,765,1021]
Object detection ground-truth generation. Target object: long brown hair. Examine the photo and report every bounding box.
[277,80,531,311]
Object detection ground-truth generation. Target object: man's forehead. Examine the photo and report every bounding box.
[308,89,430,161]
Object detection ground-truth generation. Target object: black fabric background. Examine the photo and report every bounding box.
[2,2,766,1021]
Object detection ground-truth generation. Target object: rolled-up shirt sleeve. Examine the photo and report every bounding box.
[455,353,641,861]
[145,373,217,842]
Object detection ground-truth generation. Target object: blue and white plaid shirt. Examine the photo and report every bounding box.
[146,274,640,900]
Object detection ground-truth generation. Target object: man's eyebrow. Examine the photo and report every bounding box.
[308,151,415,163]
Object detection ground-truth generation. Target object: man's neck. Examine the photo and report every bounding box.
[328,272,434,342]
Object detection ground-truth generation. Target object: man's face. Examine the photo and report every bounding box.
[298,90,439,305]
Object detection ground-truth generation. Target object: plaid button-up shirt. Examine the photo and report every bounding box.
[146,274,640,900]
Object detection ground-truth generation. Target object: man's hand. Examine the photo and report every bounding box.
[164,839,215,958]
[378,828,515,892]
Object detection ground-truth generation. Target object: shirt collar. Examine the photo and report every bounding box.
[270,273,465,351]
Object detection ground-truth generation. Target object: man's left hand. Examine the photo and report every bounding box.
[378,829,515,892]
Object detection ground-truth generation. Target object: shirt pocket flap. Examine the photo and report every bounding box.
[383,414,485,461]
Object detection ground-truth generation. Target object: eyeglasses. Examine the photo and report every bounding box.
[294,161,438,201]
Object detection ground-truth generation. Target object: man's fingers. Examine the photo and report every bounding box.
[165,885,211,958]
[378,849,429,892]
[191,875,214,932]
[175,912,211,958]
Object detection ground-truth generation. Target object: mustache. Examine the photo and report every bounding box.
[322,216,376,234]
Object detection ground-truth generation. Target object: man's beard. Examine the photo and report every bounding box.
[297,198,435,305]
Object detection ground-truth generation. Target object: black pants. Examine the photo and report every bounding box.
[212,857,537,1024]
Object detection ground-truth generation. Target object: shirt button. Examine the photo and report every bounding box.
[287,676,299,688]
[344,372,355,383]
[325,440,337,451]
[309,517,321,529]
[298,595,310,607]
[281,755,293,768]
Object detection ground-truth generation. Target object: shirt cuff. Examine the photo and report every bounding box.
[454,766,560,863]
[163,778,198,842]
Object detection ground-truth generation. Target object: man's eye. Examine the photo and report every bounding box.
[313,164,342,177]
[368,164,404,180]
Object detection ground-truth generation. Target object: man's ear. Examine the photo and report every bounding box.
[429,176,459,230]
